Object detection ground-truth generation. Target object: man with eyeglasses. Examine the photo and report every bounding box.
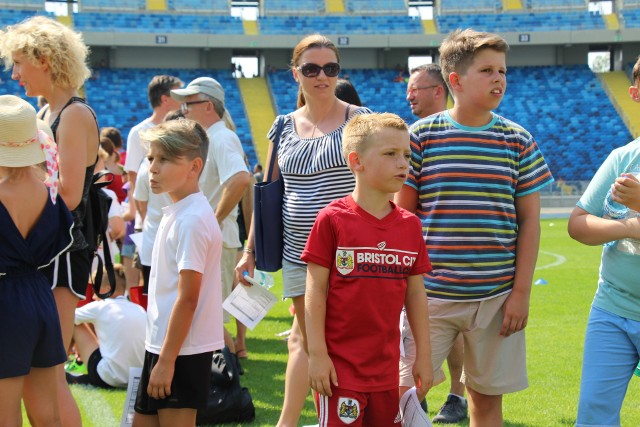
[401,64,469,425]
[171,77,251,355]
[406,64,449,120]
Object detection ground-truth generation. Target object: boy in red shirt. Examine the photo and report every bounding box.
[303,113,433,426]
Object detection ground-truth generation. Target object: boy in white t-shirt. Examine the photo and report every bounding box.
[67,264,146,388]
[132,119,224,427]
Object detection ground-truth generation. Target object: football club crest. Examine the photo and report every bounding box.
[336,250,354,275]
[338,397,360,424]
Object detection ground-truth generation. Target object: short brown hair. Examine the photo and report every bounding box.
[633,56,640,85]
[148,75,183,109]
[410,63,449,99]
[342,113,408,165]
[439,29,509,92]
[100,126,123,149]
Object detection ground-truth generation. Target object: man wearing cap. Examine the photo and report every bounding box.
[171,77,251,352]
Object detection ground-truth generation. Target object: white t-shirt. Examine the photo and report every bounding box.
[74,296,146,387]
[146,192,224,355]
[133,158,172,266]
[124,118,154,174]
[201,121,248,249]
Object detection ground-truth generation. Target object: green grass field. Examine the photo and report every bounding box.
[28,218,640,426]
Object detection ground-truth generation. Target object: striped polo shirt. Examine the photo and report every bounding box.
[407,110,553,301]
[268,107,371,265]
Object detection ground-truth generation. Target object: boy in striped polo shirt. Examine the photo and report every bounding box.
[395,29,553,426]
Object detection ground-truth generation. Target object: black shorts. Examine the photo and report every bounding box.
[42,249,92,299]
[134,350,213,415]
[86,349,114,389]
[0,276,66,378]
[142,265,151,295]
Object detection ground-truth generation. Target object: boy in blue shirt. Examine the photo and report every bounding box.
[568,55,640,427]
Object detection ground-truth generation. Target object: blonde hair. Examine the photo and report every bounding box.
[633,56,640,85]
[439,29,508,92]
[0,16,91,90]
[291,34,340,108]
[140,118,208,166]
[342,113,408,163]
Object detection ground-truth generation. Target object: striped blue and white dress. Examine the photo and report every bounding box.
[267,107,371,265]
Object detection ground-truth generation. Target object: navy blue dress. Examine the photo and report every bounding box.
[0,193,73,378]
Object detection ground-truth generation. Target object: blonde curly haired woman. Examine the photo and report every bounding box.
[1,16,99,426]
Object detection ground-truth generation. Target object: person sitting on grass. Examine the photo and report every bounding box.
[303,113,433,425]
[66,264,146,388]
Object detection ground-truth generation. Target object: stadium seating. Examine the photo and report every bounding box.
[167,0,230,13]
[345,0,407,14]
[0,8,50,26]
[622,7,640,27]
[439,0,498,13]
[437,10,605,33]
[525,0,586,9]
[494,65,629,182]
[262,0,323,14]
[80,0,146,11]
[258,15,423,35]
[2,0,44,9]
[73,11,244,33]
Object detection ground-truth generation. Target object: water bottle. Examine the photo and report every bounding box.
[243,270,274,290]
[603,187,640,254]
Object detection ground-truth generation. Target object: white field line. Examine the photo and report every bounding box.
[535,250,567,271]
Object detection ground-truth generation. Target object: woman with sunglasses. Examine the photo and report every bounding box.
[236,34,371,426]
[0,16,99,427]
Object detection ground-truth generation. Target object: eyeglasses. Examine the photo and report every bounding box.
[180,100,209,113]
[296,62,341,78]
[406,85,439,96]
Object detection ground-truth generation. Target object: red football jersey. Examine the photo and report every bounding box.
[302,195,431,392]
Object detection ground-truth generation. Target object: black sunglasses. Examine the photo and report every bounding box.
[297,62,341,78]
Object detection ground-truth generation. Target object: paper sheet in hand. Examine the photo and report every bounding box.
[223,283,278,330]
[399,386,433,427]
[120,367,143,426]
[129,232,143,249]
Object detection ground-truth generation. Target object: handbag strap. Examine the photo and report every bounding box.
[265,116,286,183]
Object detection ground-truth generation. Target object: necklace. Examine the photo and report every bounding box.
[305,99,337,138]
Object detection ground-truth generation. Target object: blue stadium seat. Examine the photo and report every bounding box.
[525,0,586,9]
[345,0,407,14]
[262,0,323,14]
[167,0,230,13]
[80,0,146,11]
[0,8,52,26]
[258,15,423,35]
[437,10,604,33]
[1,0,44,9]
[439,0,498,13]
[73,12,244,34]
